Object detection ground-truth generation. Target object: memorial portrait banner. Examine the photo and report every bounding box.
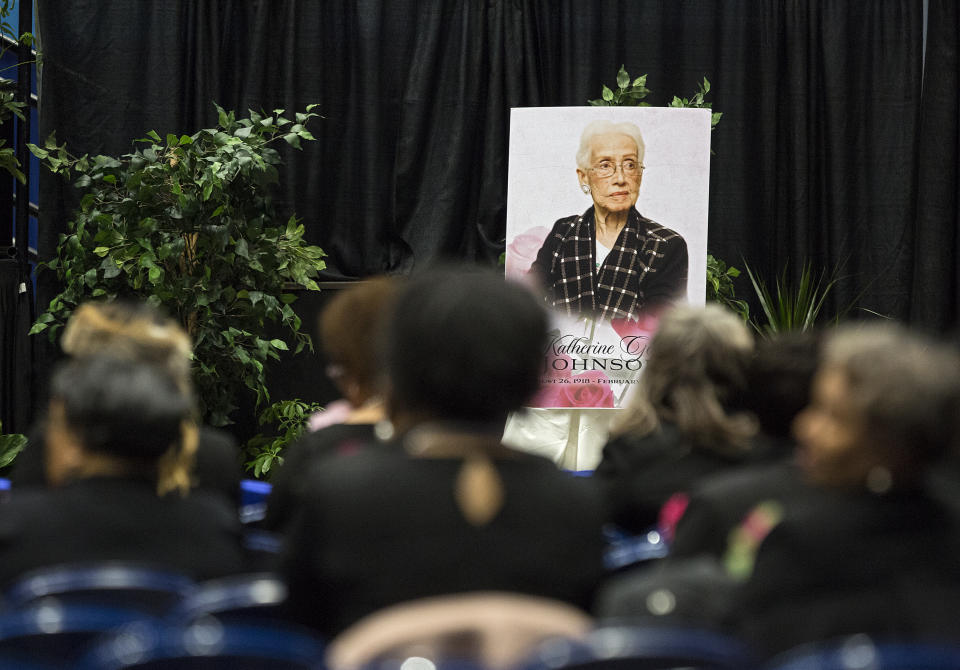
[506,107,711,409]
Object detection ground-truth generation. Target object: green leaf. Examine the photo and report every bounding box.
[234,126,253,139]
[235,238,249,259]
[283,133,302,149]
[27,144,48,159]
[616,65,629,89]
[270,339,289,351]
[92,246,110,257]
[601,85,614,102]
[146,130,161,142]
[215,102,229,128]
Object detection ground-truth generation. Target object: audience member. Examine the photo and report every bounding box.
[281,266,605,637]
[668,331,821,559]
[732,323,960,655]
[12,301,242,504]
[593,331,821,628]
[593,304,758,533]
[264,276,402,531]
[0,355,248,585]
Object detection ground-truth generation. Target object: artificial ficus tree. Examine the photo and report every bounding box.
[29,104,327,427]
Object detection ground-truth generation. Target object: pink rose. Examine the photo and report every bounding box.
[505,226,551,279]
[611,312,663,359]
[527,351,574,408]
[610,312,661,339]
[561,370,616,408]
[528,384,568,408]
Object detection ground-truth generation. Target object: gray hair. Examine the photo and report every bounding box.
[614,303,757,453]
[822,323,960,465]
[576,120,646,170]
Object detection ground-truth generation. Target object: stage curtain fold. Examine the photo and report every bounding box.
[910,0,960,330]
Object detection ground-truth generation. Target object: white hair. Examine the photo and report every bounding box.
[575,120,645,170]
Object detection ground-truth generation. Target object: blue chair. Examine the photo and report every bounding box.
[81,617,325,669]
[239,479,272,524]
[0,601,153,668]
[520,625,757,670]
[767,634,960,670]
[4,563,195,616]
[169,573,288,625]
[603,526,670,571]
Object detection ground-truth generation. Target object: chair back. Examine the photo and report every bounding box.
[768,634,960,670]
[81,617,325,669]
[169,573,287,625]
[4,562,195,616]
[0,601,152,667]
[520,625,757,670]
[326,592,592,670]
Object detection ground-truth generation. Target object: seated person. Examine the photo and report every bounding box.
[668,331,822,559]
[0,355,248,585]
[281,266,605,637]
[593,304,759,534]
[13,301,242,505]
[264,276,401,531]
[732,323,960,656]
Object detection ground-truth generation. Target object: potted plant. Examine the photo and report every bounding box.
[28,104,327,429]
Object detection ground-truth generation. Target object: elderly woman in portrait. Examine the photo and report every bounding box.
[530,120,688,321]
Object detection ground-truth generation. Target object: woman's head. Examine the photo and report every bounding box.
[741,331,823,442]
[794,323,960,490]
[46,355,194,487]
[320,276,402,407]
[384,266,548,430]
[62,301,193,389]
[616,303,756,452]
[576,121,645,216]
[59,301,197,493]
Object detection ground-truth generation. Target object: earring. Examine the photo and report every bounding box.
[581,184,591,194]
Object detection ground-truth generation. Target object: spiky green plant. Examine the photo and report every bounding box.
[745,261,840,336]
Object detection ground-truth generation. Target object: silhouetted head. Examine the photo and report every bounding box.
[62,301,192,389]
[319,276,403,407]
[616,303,757,453]
[742,331,823,442]
[384,266,548,431]
[46,355,194,487]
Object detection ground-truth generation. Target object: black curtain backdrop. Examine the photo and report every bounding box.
[911,0,960,330]
[0,259,34,435]
[23,0,955,425]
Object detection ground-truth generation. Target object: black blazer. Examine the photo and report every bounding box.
[0,476,249,586]
[669,460,809,560]
[733,487,960,656]
[263,423,378,531]
[594,423,751,534]
[281,444,605,636]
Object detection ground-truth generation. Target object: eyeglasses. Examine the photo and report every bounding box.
[589,159,644,179]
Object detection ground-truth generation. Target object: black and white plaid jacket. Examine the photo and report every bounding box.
[530,207,688,320]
